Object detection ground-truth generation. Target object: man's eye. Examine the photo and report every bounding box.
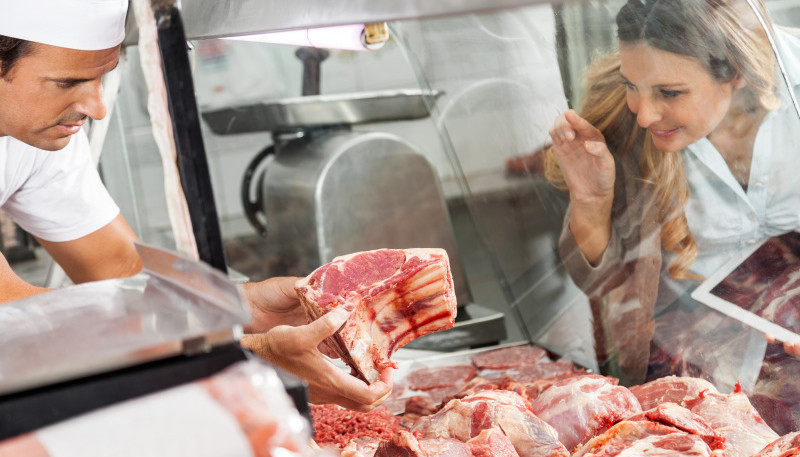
[55,81,78,89]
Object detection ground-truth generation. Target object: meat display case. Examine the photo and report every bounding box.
[70,0,800,450]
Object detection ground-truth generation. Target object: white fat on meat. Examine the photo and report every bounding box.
[530,375,642,452]
[413,390,569,457]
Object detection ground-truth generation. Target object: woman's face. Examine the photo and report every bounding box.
[619,42,740,153]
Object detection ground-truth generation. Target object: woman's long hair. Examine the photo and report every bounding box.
[545,0,778,279]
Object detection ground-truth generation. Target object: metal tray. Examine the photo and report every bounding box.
[201,89,443,134]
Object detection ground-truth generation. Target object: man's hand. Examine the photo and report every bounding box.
[241,276,308,333]
[241,309,393,412]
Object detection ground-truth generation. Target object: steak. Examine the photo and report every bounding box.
[684,384,779,457]
[296,248,457,383]
[413,390,569,457]
[529,374,642,452]
[629,376,719,410]
[750,431,800,457]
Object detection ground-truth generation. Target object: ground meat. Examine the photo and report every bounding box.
[311,404,403,448]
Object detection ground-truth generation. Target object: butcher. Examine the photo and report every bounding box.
[0,0,392,411]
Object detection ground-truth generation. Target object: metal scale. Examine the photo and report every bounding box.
[202,48,506,350]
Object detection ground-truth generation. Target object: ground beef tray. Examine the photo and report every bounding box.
[311,404,404,448]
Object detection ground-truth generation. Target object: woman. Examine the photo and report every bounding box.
[544,0,800,385]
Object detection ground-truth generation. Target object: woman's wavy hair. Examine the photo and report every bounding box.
[0,35,33,78]
[545,0,778,279]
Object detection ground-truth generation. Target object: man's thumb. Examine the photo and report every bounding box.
[311,308,351,339]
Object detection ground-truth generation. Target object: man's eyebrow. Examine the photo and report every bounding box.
[47,60,120,84]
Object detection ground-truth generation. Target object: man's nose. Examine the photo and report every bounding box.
[74,80,107,121]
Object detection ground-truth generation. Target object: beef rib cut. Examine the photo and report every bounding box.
[296,248,457,383]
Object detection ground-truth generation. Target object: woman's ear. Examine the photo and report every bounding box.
[732,74,747,89]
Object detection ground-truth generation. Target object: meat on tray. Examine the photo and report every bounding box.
[572,418,721,457]
[412,390,570,457]
[481,360,580,383]
[468,429,521,457]
[529,374,643,452]
[683,383,779,457]
[374,431,472,457]
[630,375,719,411]
[407,365,477,391]
[471,345,549,370]
[310,404,403,448]
[296,248,457,383]
[750,431,800,457]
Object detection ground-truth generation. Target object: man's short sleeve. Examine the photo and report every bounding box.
[3,132,120,242]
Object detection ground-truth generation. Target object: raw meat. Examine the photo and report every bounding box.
[296,248,457,383]
[418,437,473,457]
[373,431,472,457]
[374,432,424,457]
[684,384,779,457]
[750,262,800,333]
[573,420,722,457]
[529,374,642,452]
[471,345,549,370]
[310,404,403,448]
[479,361,579,383]
[751,347,800,435]
[468,429,521,457]
[524,372,599,401]
[750,431,800,457]
[407,365,477,391]
[625,403,724,450]
[413,390,569,457]
[630,376,719,410]
[341,437,382,457]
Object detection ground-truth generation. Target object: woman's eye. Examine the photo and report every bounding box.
[660,89,682,98]
[622,81,635,90]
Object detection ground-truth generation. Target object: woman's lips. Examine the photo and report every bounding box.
[650,127,679,138]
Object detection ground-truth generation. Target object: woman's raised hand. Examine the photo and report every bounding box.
[549,109,616,265]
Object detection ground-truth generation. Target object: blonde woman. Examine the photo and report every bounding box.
[545,0,800,383]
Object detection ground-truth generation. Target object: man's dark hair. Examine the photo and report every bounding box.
[0,35,34,79]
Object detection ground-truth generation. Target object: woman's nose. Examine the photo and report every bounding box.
[633,96,661,128]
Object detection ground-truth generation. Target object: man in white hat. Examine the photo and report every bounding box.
[0,0,392,411]
[0,0,140,299]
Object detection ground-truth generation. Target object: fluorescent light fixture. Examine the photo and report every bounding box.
[224,23,388,51]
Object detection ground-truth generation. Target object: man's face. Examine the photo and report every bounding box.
[0,42,120,151]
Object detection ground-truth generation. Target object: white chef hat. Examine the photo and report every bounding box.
[0,0,128,51]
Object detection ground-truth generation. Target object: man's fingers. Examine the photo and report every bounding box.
[306,308,350,343]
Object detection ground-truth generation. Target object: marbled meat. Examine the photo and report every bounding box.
[296,248,457,383]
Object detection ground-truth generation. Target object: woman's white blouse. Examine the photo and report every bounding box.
[683,29,800,277]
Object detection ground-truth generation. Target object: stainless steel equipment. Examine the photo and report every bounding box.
[202,89,507,349]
